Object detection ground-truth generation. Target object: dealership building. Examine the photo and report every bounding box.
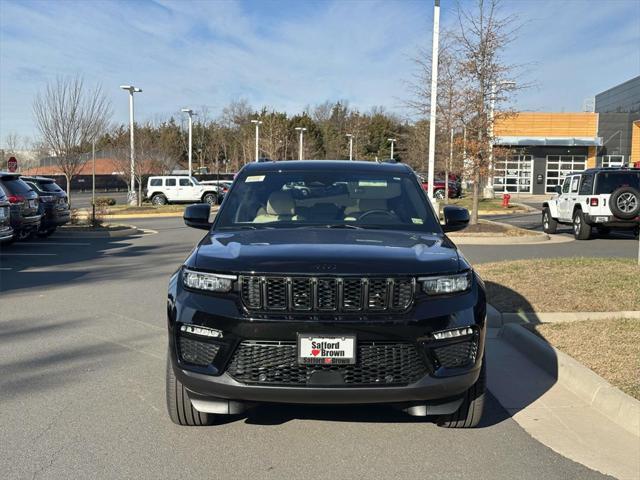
[492,75,640,195]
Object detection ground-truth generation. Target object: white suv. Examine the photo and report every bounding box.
[542,168,640,240]
[146,176,220,206]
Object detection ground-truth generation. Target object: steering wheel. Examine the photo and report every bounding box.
[357,209,395,220]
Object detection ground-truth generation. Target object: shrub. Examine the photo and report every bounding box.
[95,197,116,207]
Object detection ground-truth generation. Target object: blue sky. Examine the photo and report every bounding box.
[1,0,639,144]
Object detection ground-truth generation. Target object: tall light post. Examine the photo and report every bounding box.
[388,138,397,160]
[295,127,307,160]
[251,119,262,162]
[181,108,196,177]
[120,85,142,206]
[426,0,440,202]
[486,80,516,198]
[346,134,353,160]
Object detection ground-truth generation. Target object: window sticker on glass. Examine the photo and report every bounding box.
[245,175,265,183]
[358,180,387,187]
[411,218,424,224]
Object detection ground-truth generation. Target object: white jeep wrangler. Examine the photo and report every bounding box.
[542,168,640,240]
[146,176,220,206]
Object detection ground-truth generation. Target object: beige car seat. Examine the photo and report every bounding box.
[253,190,302,223]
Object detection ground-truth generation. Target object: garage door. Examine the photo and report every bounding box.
[545,155,586,193]
[493,155,533,193]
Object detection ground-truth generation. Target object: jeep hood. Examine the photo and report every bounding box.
[191,228,463,275]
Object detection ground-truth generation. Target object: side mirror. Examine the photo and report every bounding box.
[555,185,562,194]
[442,205,470,233]
[184,203,212,230]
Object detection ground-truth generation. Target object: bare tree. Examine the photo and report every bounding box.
[453,0,524,223]
[32,75,111,204]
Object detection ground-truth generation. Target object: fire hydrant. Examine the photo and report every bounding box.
[502,193,511,208]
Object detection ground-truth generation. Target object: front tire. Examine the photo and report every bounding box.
[438,360,486,428]
[151,194,167,206]
[202,193,217,205]
[36,228,56,238]
[573,210,592,240]
[542,208,558,234]
[166,355,215,426]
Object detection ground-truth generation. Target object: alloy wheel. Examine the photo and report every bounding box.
[617,192,638,213]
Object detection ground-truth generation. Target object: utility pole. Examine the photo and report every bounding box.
[426,0,440,202]
[251,119,262,162]
[120,85,142,206]
[388,138,397,160]
[295,127,307,160]
[91,137,96,225]
[182,108,196,177]
[346,134,353,160]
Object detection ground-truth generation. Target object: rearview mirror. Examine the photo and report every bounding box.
[442,206,470,233]
[184,203,212,230]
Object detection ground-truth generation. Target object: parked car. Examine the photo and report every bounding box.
[542,167,640,239]
[199,180,234,203]
[145,176,219,205]
[0,172,41,241]
[0,187,14,244]
[167,160,486,428]
[419,175,460,199]
[22,176,71,237]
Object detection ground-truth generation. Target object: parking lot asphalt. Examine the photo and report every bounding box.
[0,217,628,479]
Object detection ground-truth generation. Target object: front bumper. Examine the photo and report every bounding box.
[168,276,486,408]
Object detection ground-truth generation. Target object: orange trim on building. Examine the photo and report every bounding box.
[494,112,599,137]
[631,120,640,164]
[21,158,124,176]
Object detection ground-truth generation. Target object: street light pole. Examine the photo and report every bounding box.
[295,127,307,160]
[120,85,142,206]
[346,134,353,160]
[427,0,440,202]
[92,137,96,225]
[181,108,196,177]
[388,138,397,160]
[251,119,262,162]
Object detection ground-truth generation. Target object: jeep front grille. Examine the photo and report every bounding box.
[226,341,427,386]
[240,276,415,313]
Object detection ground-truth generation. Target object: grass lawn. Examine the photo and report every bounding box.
[104,204,189,214]
[526,319,640,400]
[475,257,640,312]
[447,197,527,212]
[451,219,539,237]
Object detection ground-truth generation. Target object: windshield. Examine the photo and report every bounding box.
[215,169,441,232]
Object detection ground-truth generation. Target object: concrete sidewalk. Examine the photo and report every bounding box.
[486,328,640,480]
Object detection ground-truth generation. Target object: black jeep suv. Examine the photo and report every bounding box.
[0,172,41,241]
[22,176,70,237]
[167,161,486,428]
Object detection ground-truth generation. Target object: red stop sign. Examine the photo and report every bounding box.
[7,156,17,172]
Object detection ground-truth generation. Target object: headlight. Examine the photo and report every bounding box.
[182,268,236,292]
[418,271,471,295]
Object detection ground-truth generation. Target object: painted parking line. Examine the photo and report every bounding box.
[19,242,92,246]
[0,253,56,256]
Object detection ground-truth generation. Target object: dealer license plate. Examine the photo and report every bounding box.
[298,334,356,365]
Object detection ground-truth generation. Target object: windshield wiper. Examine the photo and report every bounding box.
[218,225,274,230]
[321,224,363,230]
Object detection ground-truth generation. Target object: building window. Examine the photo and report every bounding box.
[493,154,533,193]
[601,155,625,167]
[545,155,587,194]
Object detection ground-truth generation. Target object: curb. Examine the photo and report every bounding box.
[103,212,185,219]
[499,323,640,437]
[58,224,143,238]
[487,305,640,326]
